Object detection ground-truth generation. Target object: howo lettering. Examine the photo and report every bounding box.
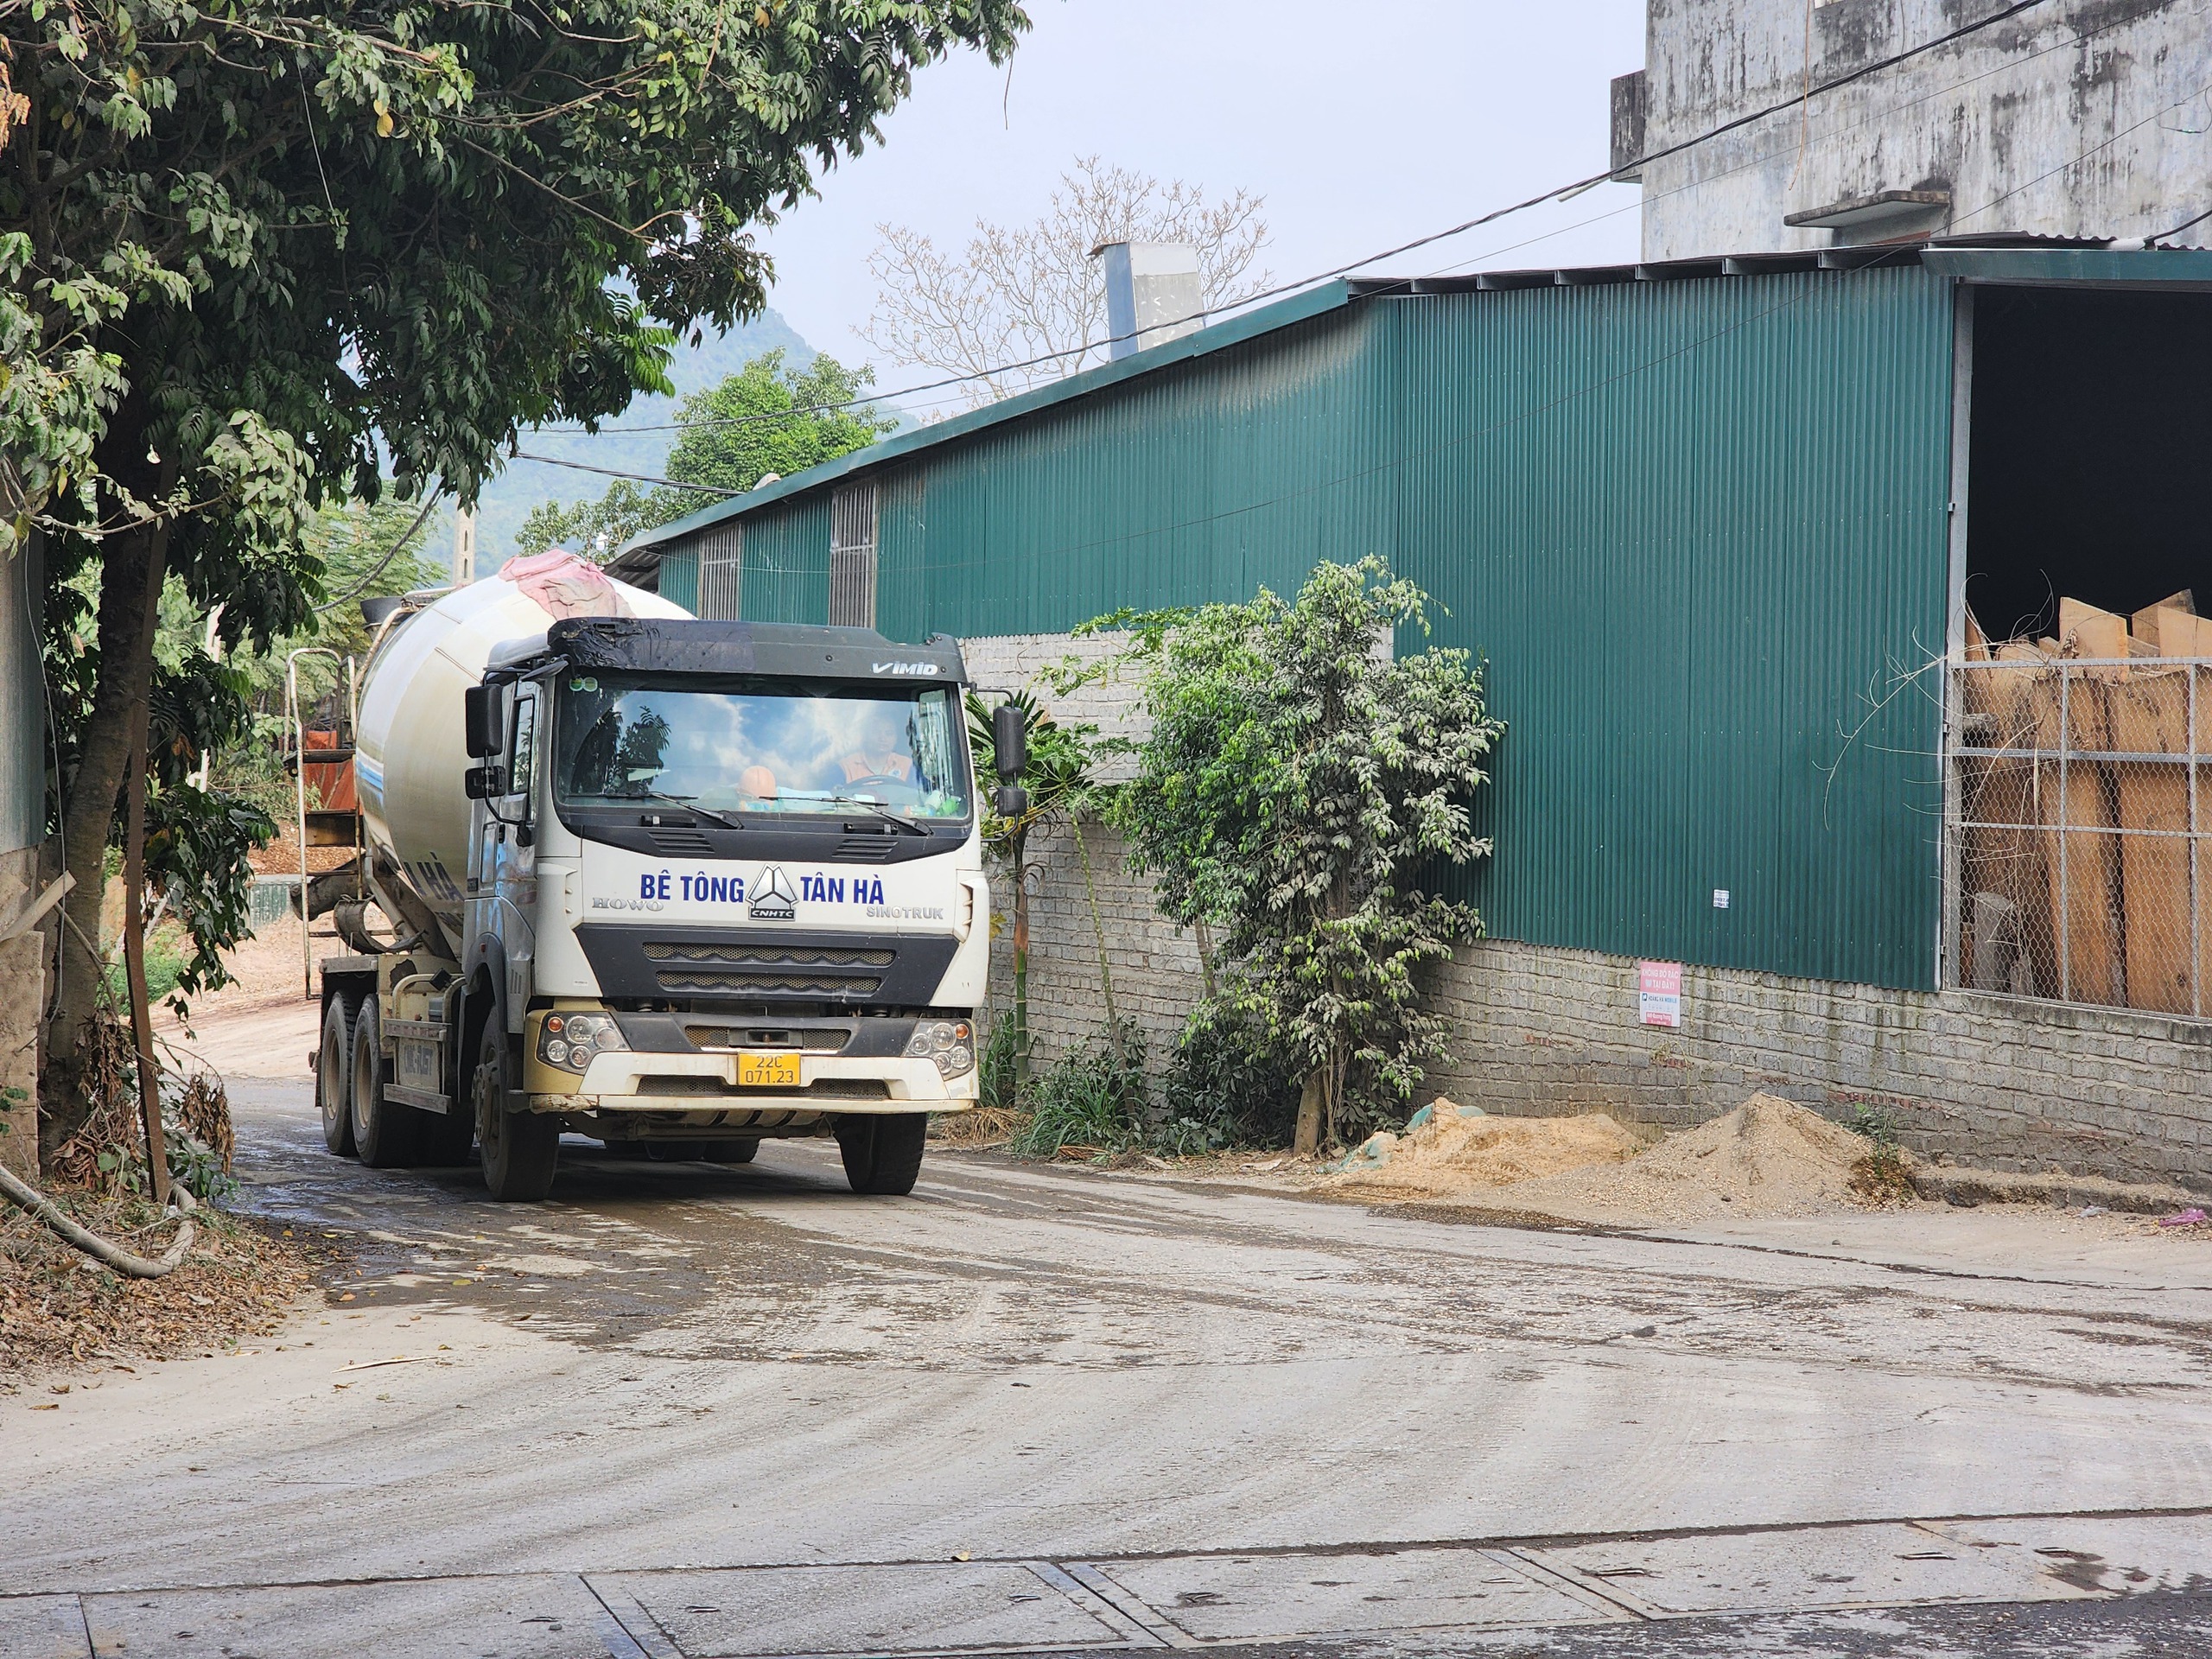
[312,557,1014,1201]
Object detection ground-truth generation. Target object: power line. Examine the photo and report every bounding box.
[542,0,2065,441]
[506,450,741,495]
[314,496,441,613]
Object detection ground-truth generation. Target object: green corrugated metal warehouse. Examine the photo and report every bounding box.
[609,244,2212,1002]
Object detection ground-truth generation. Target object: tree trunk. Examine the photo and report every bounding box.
[42,397,171,1154]
[1192,916,1217,1001]
[1070,814,1123,1065]
[1010,823,1031,1087]
[1294,1072,1324,1159]
[119,714,169,1205]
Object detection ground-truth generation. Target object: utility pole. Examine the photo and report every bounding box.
[452,507,477,586]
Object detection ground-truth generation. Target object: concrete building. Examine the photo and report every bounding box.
[1611,0,2212,258]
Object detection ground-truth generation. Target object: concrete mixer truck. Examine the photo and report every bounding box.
[311,552,1012,1202]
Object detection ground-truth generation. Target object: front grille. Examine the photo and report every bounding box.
[804,1080,890,1100]
[658,970,882,995]
[644,942,895,968]
[685,1026,850,1052]
[632,1076,889,1100]
[645,827,714,855]
[836,836,902,863]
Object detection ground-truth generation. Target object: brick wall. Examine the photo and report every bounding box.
[990,850,2212,1192]
[985,818,1207,1071]
[964,630,2212,1192]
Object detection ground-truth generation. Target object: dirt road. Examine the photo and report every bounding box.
[6,1064,2212,1656]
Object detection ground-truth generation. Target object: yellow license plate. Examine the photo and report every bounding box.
[736,1052,802,1089]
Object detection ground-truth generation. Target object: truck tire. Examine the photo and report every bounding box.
[704,1140,758,1165]
[351,1001,421,1168]
[474,1021,558,1201]
[836,1113,926,1196]
[317,994,361,1157]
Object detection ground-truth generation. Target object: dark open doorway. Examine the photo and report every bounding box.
[1965,285,2212,642]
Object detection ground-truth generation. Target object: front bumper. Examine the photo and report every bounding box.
[527,1049,978,1116]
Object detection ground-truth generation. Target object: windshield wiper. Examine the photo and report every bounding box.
[823,794,931,837]
[627,791,744,832]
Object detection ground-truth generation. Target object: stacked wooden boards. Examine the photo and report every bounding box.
[1958,592,2210,1014]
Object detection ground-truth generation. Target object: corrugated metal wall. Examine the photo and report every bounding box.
[671,268,1955,988]
[1389,269,1954,988]
[875,303,1395,641]
[736,494,832,624]
[657,549,700,613]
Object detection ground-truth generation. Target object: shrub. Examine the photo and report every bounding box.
[1159,1002,1302,1152]
[1008,1023,1149,1158]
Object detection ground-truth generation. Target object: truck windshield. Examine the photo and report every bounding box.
[554,677,970,821]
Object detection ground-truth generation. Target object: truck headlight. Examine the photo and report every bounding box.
[539,1011,629,1074]
[905,1019,975,1078]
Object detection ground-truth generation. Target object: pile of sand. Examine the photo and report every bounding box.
[1331,1100,1645,1200]
[1498,1093,1879,1223]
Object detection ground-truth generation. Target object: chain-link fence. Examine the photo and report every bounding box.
[1946,655,2210,1016]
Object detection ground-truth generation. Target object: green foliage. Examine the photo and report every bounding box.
[140,783,277,1017]
[7,0,1028,1109]
[1007,1023,1149,1159]
[977,1010,1023,1114]
[519,349,898,556]
[965,686,1117,1082]
[965,686,1111,854]
[1113,557,1504,1147]
[1158,1001,1301,1152]
[103,925,188,1007]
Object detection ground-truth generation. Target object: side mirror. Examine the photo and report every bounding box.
[995,784,1029,820]
[463,683,504,759]
[991,702,1027,784]
[463,763,507,800]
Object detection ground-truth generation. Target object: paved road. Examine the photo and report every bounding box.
[7,1076,2212,1656]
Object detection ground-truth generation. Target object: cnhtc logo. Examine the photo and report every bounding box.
[748,864,798,921]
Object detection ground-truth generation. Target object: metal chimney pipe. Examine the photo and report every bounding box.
[1093,241,1203,360]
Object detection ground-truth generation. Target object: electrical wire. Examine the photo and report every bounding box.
[506,450,741,495]
[311,495,442,612]
[542,0,2068,440]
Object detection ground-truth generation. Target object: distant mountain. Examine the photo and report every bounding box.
[461,308,819,563]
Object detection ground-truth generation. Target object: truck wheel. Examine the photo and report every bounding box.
[318,995,360,1157]
[475,1022,558,1202]
[706,1140,758,1164]
[838,1114,926,1196]
[351,1001,421,1168]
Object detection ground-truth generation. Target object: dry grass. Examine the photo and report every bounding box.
[930,1107,1029,1150]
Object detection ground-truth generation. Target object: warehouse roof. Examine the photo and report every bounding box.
[606,237,2212,580]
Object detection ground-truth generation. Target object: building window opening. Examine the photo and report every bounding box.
[1947,285,2212,1015]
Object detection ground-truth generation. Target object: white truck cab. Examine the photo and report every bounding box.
[319,601,1011,1202]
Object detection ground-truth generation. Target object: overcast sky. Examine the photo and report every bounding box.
[753,1,1649,418]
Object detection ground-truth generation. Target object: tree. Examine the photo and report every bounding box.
[965,689,1112,1086]
[1113,558,1504,1155]
[3,0,1027,1147]
[519,351,895,556]
[863,155,1269,407]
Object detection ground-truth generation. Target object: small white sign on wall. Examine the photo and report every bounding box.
[1639,960,1682,1028]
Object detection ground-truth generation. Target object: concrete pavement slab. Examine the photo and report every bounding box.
[595,1561,1135,1656]
[1926,1510,2212,1596]
[0,1595,90,1659]
[79,1573,619,1659]
[1522,1521,2106,1617]
[1078,1545,1621,1642]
